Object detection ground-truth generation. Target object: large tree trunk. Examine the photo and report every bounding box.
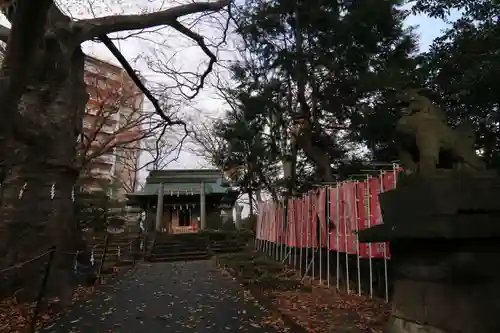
[0,43,89,302]
[296,129,334,182]
[248,189,254,217]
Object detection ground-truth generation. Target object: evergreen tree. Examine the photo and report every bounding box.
[212,0,421,195]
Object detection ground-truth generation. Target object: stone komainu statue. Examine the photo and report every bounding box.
[395,89,486,174]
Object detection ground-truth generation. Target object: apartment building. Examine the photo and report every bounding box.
[78,56,145,201]
[0,47,144,201]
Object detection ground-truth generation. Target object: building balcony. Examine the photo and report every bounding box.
[95,153,115,165]
[83,119,116,135]
[91,169,113,180]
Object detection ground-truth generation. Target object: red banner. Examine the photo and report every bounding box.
[318,189,328,248]
[367,177,385,258]
[380,171,397,258]
[294,199,301,247]
[305,192,314,248]
[268,202,274,242]
[381,171,396,193]
[274,202,281,243]
[356,181,370,258]
[338,184,347,253]
[307,193,314,248]
[278,203,285,245]
[329,186,338,251]
[286,199,293,247]
[260,202,267,241]
[256,202,262,240]
[256,167,402,258]
[341,183,355,254]
[310,191,318,248]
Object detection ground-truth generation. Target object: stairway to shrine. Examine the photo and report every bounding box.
[147,233,211,262]
[147,232,247,262]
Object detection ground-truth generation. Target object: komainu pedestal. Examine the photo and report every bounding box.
[359,170,500,333]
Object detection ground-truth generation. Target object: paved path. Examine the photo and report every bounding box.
[41,260,285,333]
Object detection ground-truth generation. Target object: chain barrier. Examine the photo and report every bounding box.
[0,180,143,332]
[0,246,57,333]
[0,248,56,274]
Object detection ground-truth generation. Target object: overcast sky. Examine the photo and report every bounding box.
[0,2,454,188]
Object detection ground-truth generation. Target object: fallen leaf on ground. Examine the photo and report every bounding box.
[217,251,390,333]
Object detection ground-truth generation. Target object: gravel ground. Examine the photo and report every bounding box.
[39,260,287,333]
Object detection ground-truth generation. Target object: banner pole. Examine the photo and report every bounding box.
[271,202,274,258]
[277,202,280,261]
[306,193,310,279]
[267,208,271,257]
[344,184,350,294]
[262,204,266,255]
[387,163,398,301]
[336,183,340,290]
[256,203,261,252]
[264,204,268,256]
[304,193,311,277]
[272,203,276,260]
[284,201,286,262]
[262,205,266,255]
[279,202,288,262]
[293,199,297,268]
[299,195,304,276]
[255,211,258,251]
[288,200,292,265]
[380,170,388,303]
[327,187,331,288]
[267,204,272,257]
[319,189,323,285]
[285,201,290,264]
[290,199,294,266]
[274,202,283,261]
[282,201,286,262]
[280,201,284,261]
[366,175,373,299]
[277,202,280,260]
[260,228,263,252]
[312,191,316,282]
[355,181,362,296]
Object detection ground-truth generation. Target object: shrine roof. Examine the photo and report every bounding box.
[145,169,224,184]
[135,182,231,196]
[126,169,239,205]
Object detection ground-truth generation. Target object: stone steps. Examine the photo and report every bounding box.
[148,233,209,262]
[147,232,247,262]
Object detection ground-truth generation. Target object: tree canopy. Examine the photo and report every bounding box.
[194,0,500,200]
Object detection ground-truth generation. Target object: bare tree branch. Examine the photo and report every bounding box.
[189,120,226,167]
[167,20,216,99]
[97,2,232,102]
[74,0,230,42]
[99,35,187,127]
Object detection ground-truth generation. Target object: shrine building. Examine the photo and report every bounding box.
[126,169,239,233]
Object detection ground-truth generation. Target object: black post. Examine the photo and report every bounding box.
[96,235,110,284]
[29,246,56,333]
[205,233,213,256]
[142,234,147,258]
